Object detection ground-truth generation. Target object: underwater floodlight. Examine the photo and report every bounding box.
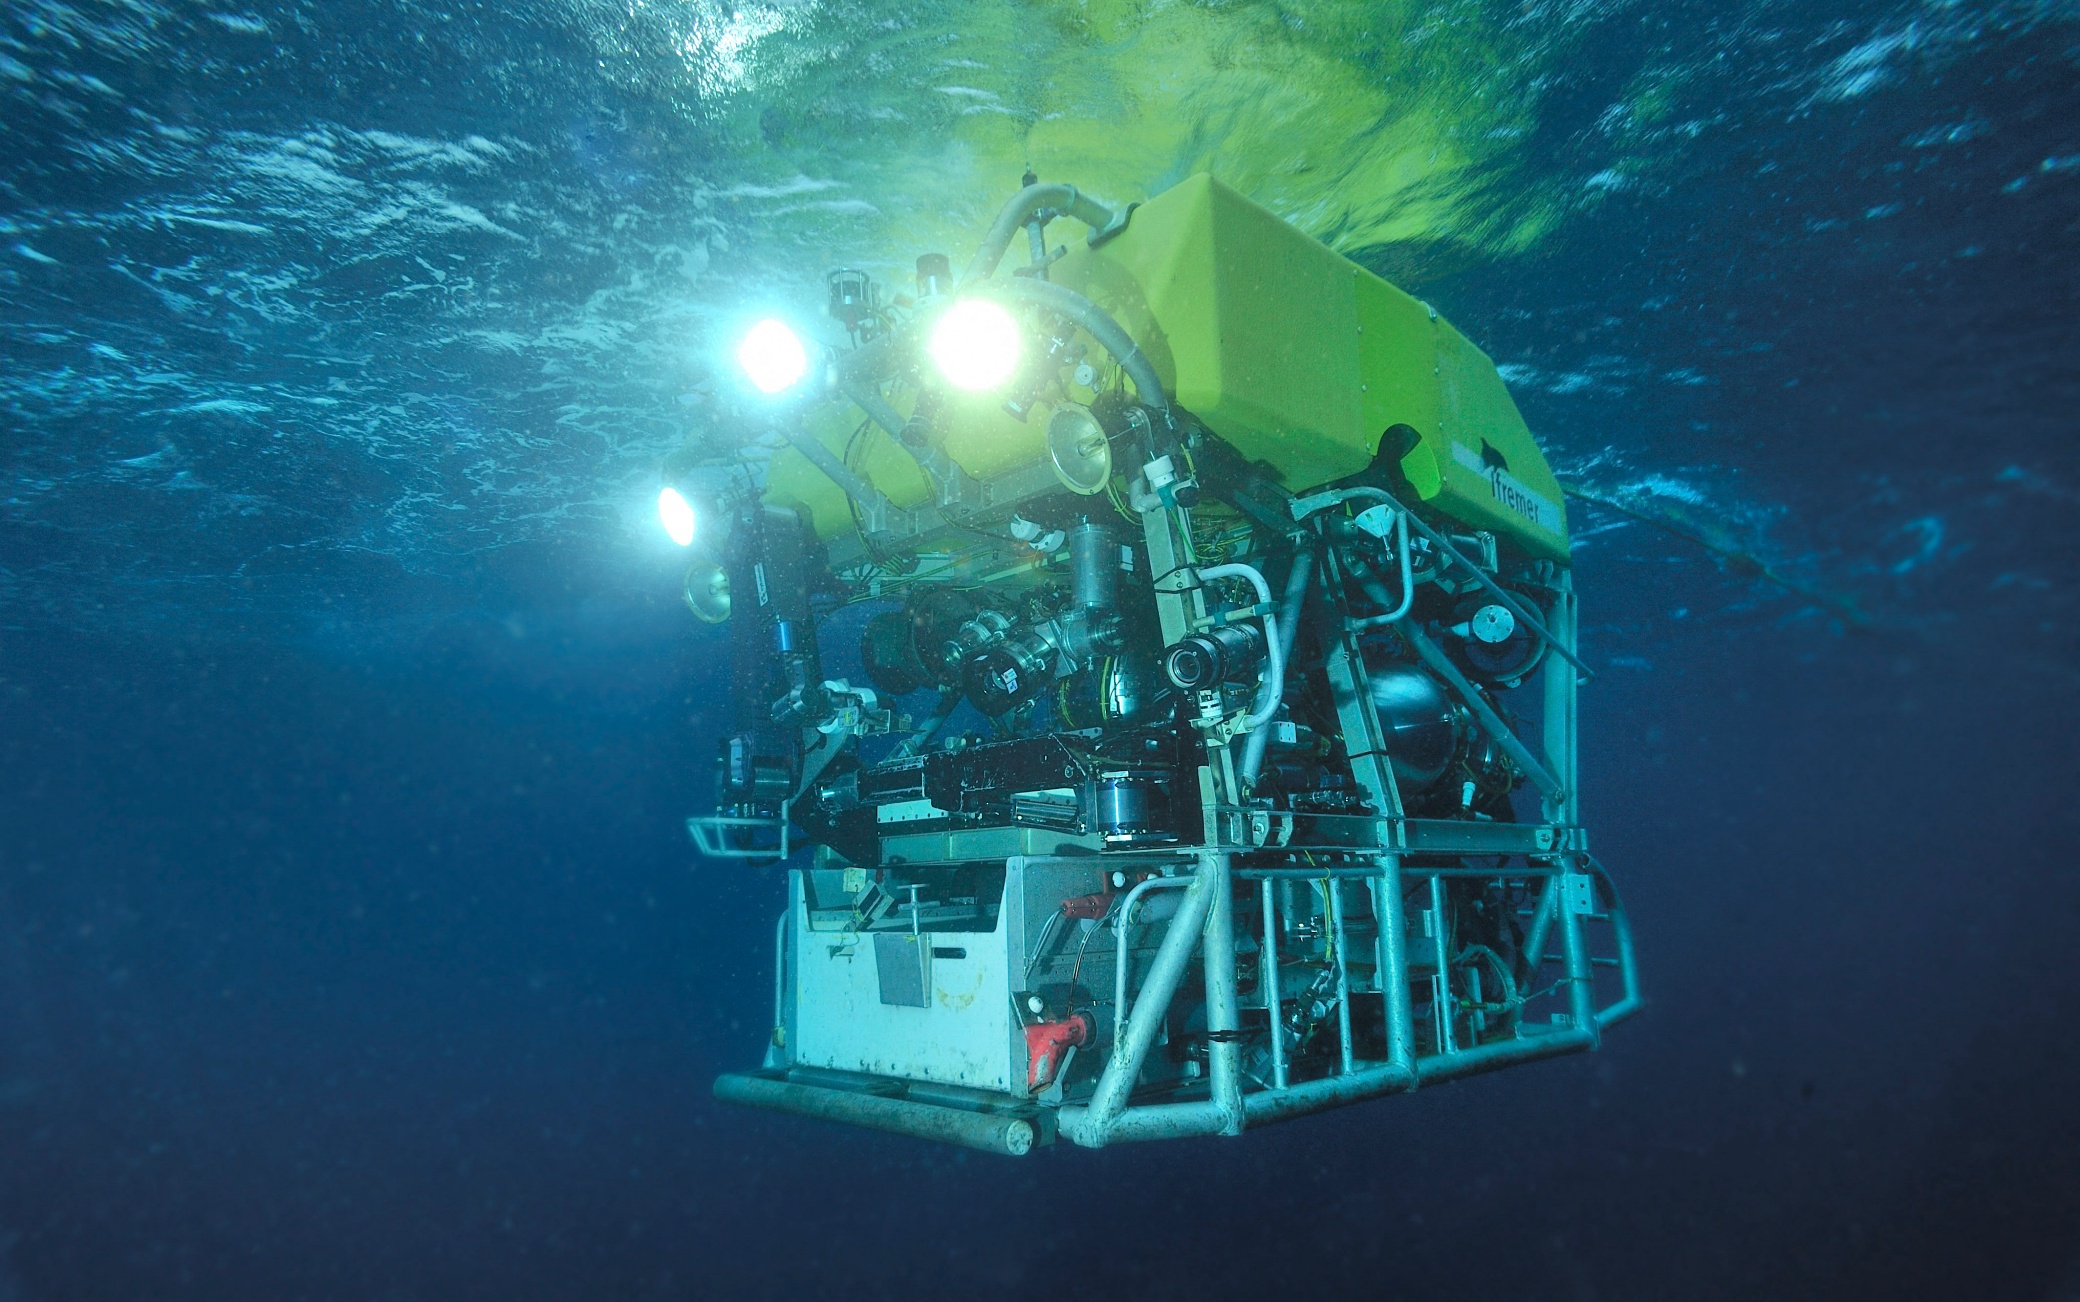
[929,298,1023,391]
[737,318,809,395]
[658,486,697,547]
[683,557,731,623]
[1046,404,1112,495]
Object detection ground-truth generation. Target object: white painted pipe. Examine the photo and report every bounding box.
[1200,853,1244,1136]
[1194,562,1282,731]
[1241,548,1314,786]
[1112,876,1195,1047]
[1060,855,1218,1149]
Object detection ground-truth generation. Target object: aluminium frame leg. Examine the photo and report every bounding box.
[1060,852,1244,1146]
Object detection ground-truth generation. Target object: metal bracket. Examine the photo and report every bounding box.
[687,803,792,860]
[1037,1043,1078,1106]
[1086,201,1140,250]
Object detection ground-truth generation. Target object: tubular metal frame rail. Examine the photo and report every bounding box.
[712,519,1642,1153]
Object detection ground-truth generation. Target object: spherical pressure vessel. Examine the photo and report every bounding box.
[1368,667,1462,789]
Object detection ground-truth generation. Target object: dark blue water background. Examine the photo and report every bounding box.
[3,2,2078,1298]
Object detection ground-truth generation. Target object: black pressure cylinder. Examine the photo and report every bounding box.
[1163,623,1266,692]
[725,505,818,714]
[915,253,952,299]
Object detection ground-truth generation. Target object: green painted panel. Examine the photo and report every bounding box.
[936,389,1049,482]
[1429,320,1569,559]
[763,402,935,538]
[1055,173,1372,491]
[1354,271,1442,496]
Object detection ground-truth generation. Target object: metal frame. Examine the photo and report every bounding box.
[696,176,1639,1153]
[685,804,791,861]
[719,530,1641,1152]
[1056,540,1639,1139]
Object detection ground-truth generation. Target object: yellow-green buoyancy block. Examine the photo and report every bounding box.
[765,173,1568,560]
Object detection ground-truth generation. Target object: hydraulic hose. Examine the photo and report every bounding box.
[960,183,1116,285]
[1241,548,1313,786]
[1195,562,1282,732]
[1347,509,1413,629]
[972,275,1168,412]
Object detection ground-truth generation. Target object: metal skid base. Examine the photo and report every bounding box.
[724,829,1638,1155]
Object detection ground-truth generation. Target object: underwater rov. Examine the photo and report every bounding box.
[666,174,1639,1156]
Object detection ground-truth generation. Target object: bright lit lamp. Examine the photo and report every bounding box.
[658,486,697,547]
[929,298,1023,391]
[736,318,809,395]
